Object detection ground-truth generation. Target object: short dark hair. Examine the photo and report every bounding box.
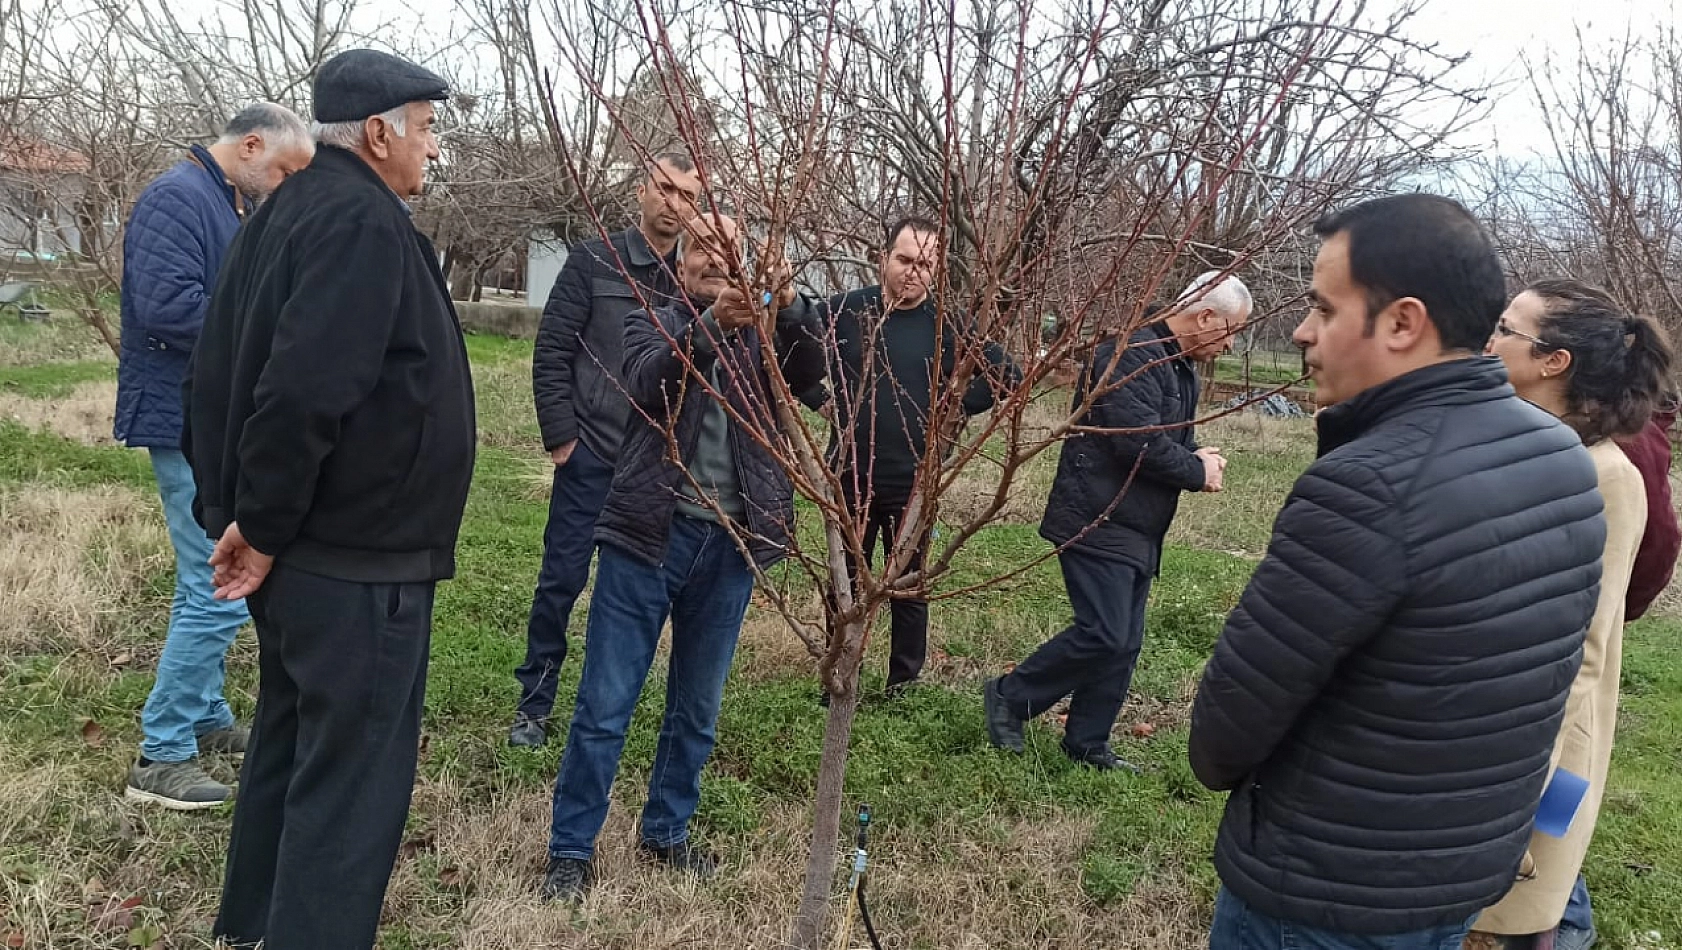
[884,215,940,252]
[1524,279,1675,444]
[1312,194,1506,352]
[650,151,696,173]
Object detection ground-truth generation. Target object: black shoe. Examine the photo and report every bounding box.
[1063,743,1141,773]
[883,678,921,701]
[508,713,548,748]
[540,856,593,902]
[639,839,718,879]
[983,677,1025,753]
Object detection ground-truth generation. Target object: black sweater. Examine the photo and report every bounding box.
[183,146,477,583]
[826,287,1017,498]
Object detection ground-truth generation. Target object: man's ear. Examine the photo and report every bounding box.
[365,116,393,159]
[1384,296,1434,352]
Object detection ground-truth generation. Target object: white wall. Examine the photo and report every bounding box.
[526,231,568,309]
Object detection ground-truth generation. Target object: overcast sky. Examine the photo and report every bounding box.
[1399,0,1676,157]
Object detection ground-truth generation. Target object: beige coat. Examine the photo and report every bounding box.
[1475,439,1646,935]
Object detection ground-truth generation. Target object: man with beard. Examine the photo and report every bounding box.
[118,102,314,811]
[825,217,1018,699]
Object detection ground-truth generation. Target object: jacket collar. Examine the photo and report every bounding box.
[1131,318,1187,360]
[1316,356,1513,457]
[187,145,254,218]
[622,226,669,268]
[311,145,414,216]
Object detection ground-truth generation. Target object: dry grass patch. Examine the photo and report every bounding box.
[0,483,169,656]
[0,380,119,447]
[378,783,1208,950]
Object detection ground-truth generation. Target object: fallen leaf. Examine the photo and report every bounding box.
[1002,662,1016,674]
[399,833,436,860]
[1130,722,1156,739]
[79,719,105,748]
[438,866,465,888]
[92,895,142,932]
[127,923,163,949]
[6,930,25,949]
[109,652,133,669]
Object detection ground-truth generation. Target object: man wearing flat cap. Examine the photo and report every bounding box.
[183,48,476,950]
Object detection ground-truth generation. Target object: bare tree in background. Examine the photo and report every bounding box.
[1474,26,1682,330]
[546,0,1478,944]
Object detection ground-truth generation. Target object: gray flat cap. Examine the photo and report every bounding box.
[313,49,450,124]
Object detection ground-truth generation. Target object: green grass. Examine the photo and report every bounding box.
[0,360,116,398]
[1211,350,1304,387]
[0,312,115,366]
[0,340,1680,949]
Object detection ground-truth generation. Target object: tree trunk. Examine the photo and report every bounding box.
[787,657,864,950]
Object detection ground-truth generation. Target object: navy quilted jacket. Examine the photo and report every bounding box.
[1188,357,1605,934]
[115,146,250,449]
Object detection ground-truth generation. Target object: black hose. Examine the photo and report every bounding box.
[857,874,886,950]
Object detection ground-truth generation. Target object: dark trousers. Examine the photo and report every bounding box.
[214,563,434,950]
[517,440,615,720]
[998,549,1151,753]
[845,490,929,687]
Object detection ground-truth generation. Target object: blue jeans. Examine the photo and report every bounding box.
[548,516,755,859]
[1558,876,1594,949]
[516,440,615,720]
[139,448,249,762]
[1210,889,1476,950]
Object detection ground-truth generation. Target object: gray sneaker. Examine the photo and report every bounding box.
[197,725,249,756]
[125,758,232,811]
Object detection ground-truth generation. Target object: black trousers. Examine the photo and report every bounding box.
[214,562,434,950]
[998,550,1151,753]
[845,490,929,687]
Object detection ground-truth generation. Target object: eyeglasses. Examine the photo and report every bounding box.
[1494,320,1554,349]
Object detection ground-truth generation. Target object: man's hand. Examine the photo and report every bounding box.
[1196,446,1228,493]
[209,522,275,600]
[712,287,759,331]
[550,440,577,467]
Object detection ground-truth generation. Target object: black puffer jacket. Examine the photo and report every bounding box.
[532,227,678,459]
[594,296,827,568]
[1188,357,1605,935]
[1038,323,1204,573]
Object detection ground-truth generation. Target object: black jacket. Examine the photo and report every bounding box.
[1188,358,1605,934]
[1038,323,1203,573]
[532,227,679,459]
[594,296,828,568]
[183,146,477,583]
[825,287,1018,499]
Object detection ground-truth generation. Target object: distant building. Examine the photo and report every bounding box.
[0,137,91,262]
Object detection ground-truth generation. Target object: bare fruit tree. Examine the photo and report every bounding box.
[1474,25,1682,330]
[546,0,1478,944]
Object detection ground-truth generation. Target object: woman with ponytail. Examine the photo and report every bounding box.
[1469,280,1675,950]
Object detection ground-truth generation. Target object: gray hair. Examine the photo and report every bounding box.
[312,104,408,150]
[1177,269,1253,321]
[218,102,312,154]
